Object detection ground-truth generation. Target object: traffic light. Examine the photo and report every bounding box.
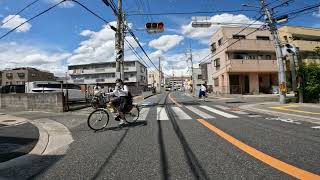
[146,22,164,33]
[116,49,123,62]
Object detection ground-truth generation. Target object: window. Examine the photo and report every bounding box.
[210,42,216,52]
[283,36,288,43]
[31,73,36,77]
[257,55,264,60]
[198,75,202,79]
[218,38,223,46]
[232,35,246,39]
[214,78,219,87]
[6,73,13,78]
[214,58,220,70]
[266,55,271,60]
[256,36,270,40]
[17,73,25,78]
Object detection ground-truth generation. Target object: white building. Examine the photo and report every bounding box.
[68,61,147,94]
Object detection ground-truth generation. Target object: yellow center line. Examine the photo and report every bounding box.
[168,93,182,107]
[197,118,320,180]
[271,105,320,115]
[169,94,320,179]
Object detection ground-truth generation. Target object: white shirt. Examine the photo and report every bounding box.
[200,85,206,92]
[109,85,129,97]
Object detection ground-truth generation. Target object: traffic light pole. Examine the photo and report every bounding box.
[260,0,287,104]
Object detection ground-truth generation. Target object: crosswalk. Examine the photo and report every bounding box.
[136,105,254,121]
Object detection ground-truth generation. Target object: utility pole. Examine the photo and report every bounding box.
[186,46,195,95]
[260,0,287,104]
[115,0,124,80]
[158,57,161,93]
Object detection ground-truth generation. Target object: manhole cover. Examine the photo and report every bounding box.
[0,143,23,154]
[2,120,16,123]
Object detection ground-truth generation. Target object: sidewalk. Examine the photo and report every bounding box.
[0,114,39,163]
[240,102,320,124]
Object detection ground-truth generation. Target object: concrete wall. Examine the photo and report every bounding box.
[0,92,64,112]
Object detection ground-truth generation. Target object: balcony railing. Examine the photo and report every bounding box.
[228,59,278,72]
[226,39,275,52]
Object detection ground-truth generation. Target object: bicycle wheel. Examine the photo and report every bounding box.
[87,109,109,130]
[124,105,140,123]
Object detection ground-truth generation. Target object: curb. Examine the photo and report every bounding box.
[240,103,320,124]
[0,119,49,170]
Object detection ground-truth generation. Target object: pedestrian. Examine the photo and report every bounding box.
[199,84,207,101]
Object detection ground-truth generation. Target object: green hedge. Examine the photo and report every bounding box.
[299,62,320,103]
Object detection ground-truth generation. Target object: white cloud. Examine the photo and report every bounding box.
[48,0,75,8]
[313,7,320,18]
[68,22,143,65]
[181,13,263,44]
[149,35,184,52]
[0,42,71,76]
[1,15,31,32]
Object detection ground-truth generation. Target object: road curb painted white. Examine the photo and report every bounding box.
[0,117,73,170]
[240,103,320,124]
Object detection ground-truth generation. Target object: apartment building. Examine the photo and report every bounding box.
[1,67,55,86]
[166,76,191,90]
[209,27,278,94]
[200,62,213,91]
[68,61,147,93]
[147,70,164,88]
[279,26,320,63]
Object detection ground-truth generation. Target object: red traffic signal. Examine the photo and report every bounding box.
[146,22,164,33]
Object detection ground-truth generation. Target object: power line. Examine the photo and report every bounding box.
[127,9,258,16]
[0,0,41,27]
[276,2,320,17]
[124,38,150,68]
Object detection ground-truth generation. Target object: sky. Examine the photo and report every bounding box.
[0,0,319,77]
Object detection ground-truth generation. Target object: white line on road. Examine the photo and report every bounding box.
[311,126,320,129]
[171,107,192,120]
[138,108,150,121]
[200,106,239,118]
[157,107,169,121]
[214,105,229,110]
[233,111,249,115]
[186,106,215,119]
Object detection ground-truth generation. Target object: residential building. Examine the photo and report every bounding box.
[192,67,204,87]
[166,76,191,90]
[0,71,2,86]
[68,61,147,94]
[278,26,320,63]
[200,62,213,91]
[147,70,164,88]
[1,67,55,86]
[209,27,278,94]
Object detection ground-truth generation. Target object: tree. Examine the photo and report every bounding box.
[299,62,320,103]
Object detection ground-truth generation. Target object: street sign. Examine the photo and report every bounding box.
[191,16,211,28]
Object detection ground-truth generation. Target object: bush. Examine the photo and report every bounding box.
[299,62,320,103]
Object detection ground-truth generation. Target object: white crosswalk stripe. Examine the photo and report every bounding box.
[171,107,192,120]
[214,105,229,110]
[157,107,169,120]
[233,111,249,115]
[215,105,249,115]
[200,106,239,118]
[186,106,215,119]
[137,108,150,121]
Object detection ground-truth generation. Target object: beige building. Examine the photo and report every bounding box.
[147,70,163,88]
[209,27,278,94]
[278,26,320,63]
[1,67,55,86]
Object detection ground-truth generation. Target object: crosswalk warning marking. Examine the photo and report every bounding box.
[200,106,239,118]
[157,107,169,120]
[186,106,215,119]
[138,108,150,121]
[171,107,192,120]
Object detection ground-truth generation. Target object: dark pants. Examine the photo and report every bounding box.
[111,96,131,112]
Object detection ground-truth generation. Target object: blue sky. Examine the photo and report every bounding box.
[0,0,319,76]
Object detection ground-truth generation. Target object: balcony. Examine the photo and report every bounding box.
[293,40,320,52]
[69,68,116,75]
[228,59,278,72]
[226,39,275,52]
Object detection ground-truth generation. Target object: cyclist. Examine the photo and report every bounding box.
[108,78,132,126]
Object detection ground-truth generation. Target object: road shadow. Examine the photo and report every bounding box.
[95,121,147,132]
[92,129,129,179]
[157,120,169,180]
[165,104,210,180]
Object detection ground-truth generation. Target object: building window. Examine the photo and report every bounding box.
[283,36,288,43]
[257,55,264,60]
[266,55,271,60]
[218,38,223,46]
[6,73,13,78]
[211,42,216,53]
[214,58,220,70]
[232,35,246,39]
[256,36,270,40]
[198,75,202,79]
[17,73,25,78]
[214,78,219,87]
[31,73,36,77]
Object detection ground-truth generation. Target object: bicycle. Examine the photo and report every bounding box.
[87,94,140,131]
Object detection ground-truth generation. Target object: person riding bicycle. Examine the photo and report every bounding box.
[108,78,133,126]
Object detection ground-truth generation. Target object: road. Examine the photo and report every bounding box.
[1,91,320,180]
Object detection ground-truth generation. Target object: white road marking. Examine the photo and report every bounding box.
[311,126,320,129]
[215,105,249,115]
[200,106,239,118]
[265,117,301,124]
[248,115,262,118]
[214,105,229,110]
[233,111,249,115]
[157,107,169,121]
[138,108,150,121]
[171,107,192,120]
[186,106,215,119]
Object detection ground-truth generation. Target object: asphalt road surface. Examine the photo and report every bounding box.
[1,92,320,180]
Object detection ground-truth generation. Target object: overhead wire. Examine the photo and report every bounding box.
[127,9,258,16]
